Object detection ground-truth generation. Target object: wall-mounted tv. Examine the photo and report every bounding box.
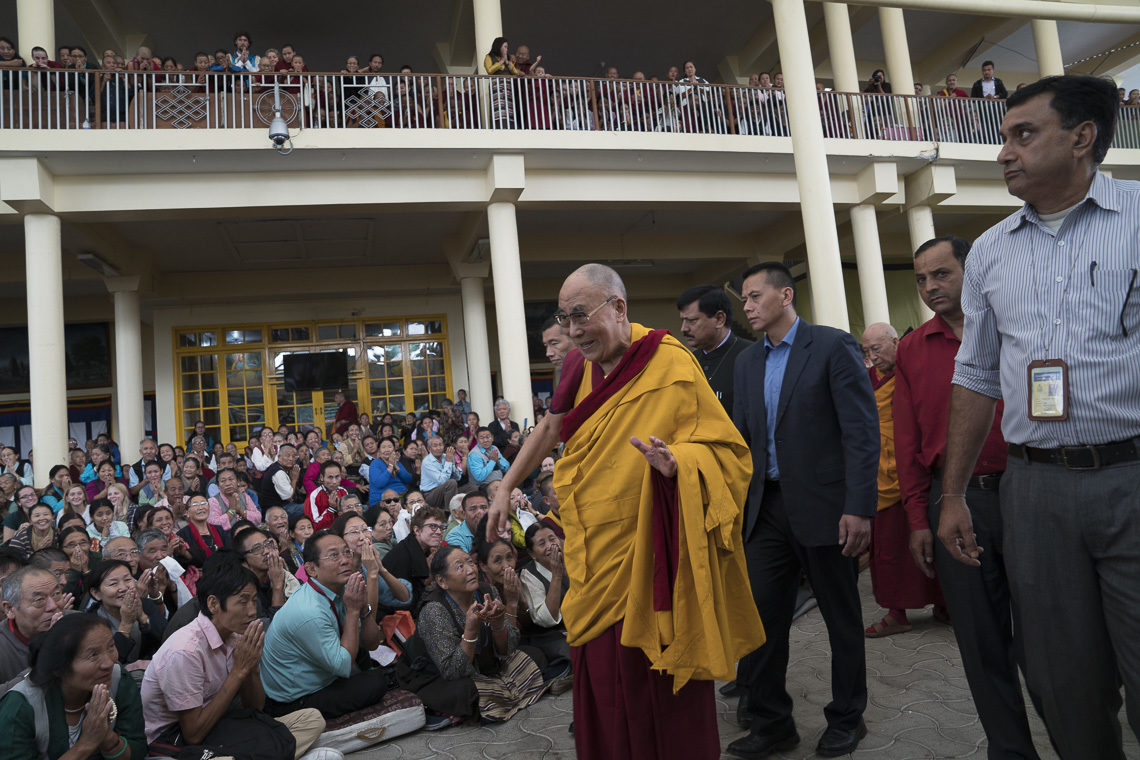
[283,352,349,393]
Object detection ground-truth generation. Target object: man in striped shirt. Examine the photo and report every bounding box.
[942,75,1140,758]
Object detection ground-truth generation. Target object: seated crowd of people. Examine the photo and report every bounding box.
[8,31,1132,136]
[0,393,571,759]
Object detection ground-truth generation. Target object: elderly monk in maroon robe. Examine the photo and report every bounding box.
[489,263,764,760]
[861,322,946,637]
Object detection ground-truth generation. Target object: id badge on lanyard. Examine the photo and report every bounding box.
[1027,358,1069,421]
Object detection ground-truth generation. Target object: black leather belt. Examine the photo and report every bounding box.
[1008,439,1140,471]
[934,471,1002,491]
[967,473,1002,491]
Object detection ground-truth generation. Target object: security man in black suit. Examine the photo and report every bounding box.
[728,262,879,759]
[676,284,752,415]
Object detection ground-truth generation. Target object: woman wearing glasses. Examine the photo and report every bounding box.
[330,512,411,615]
[176,495,231,568]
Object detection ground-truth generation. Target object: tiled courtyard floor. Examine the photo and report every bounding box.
[350,571,1136,759]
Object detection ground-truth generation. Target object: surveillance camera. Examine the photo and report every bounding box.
[269,114,289,147]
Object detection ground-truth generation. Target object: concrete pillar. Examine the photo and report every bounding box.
[472,0,502,70]
[16,0,54,63]
[771,0,850,331]
[486,201,534,426]
[823,2,860,93]
[907,205,937,321]
[879,7,916,96]
[459,276,495,423]
[24,213,67,487]
[1031,20,1065,78]
[850,205,891,326]
[106,277,145,454]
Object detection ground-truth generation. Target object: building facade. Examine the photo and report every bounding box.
[2,0,1139,484]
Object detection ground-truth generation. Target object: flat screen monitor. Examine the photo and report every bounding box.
[282,352,349,393]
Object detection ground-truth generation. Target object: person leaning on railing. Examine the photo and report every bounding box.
[0,37,28,90]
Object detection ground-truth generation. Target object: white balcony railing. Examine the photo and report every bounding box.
[1,69,1138,150]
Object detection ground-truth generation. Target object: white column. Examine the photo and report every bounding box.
[1031,20,1064,78]
[771,0,850,330]
[906,205,935,253]
[850,205,891,326]
[106,277,145,453]
[907,206,937,321]
[486,201,533,425]
[24,213,67,487]
[823,2,860,93]
[459,276,495,423]
[472,0,503,69]
[16,0,54,63]
[879,7,916,96]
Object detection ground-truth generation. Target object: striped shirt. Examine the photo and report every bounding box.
[953,172,1140,447]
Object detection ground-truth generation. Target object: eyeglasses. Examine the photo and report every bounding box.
[107,549,141,558]
[241,540,274,556]
[383,498,401,504]
[343,528,370,538]
[553,295,617,328]
[318,549,355,562]
[419,523,445,533]
[406,499,425,508]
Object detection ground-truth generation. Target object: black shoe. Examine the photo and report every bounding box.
[720,680,744,697]
[736,693,752,728]
[725,725,800,759]
[568,720,574,735]
[815,719,867,757]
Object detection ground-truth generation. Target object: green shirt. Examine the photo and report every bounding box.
[0,671,147,759]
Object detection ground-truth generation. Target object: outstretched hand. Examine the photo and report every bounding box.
[629,436,677,478]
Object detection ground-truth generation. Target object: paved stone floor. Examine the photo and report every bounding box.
[350,572,1137,759]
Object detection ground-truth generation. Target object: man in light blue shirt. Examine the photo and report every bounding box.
[260,531,386,719]
[762,317,800,480]
[466,427,509,488]
[444,491,488,552]
[420,436,460,508]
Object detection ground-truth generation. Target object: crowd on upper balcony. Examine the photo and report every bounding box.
[1,30,1138,139]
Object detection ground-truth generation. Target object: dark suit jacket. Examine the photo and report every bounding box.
[970,77,1008,99]
[732,320,879,546]
[488,418,520,450]
[382,532,431,613]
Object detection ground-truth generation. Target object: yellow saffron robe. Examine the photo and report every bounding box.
[871,369,900,511]
[553,323,765,691]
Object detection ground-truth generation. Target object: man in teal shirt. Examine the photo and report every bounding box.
[465,427,510,488]
[260,531,386,719]
[444,491,489,552]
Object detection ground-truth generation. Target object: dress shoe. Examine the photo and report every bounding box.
[726,724,800,759]
[815,719,867,757]
[719,680,744,697]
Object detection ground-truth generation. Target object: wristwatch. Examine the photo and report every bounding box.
[359,603,374,619]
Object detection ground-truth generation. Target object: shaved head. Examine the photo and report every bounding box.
[570,263,627,301]
[862,322,897,342]
[861,322,899,374]
[559,263,632,374]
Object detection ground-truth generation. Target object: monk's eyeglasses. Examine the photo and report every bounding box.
[553,296,617,328]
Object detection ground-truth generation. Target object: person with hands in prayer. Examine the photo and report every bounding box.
[0,614,148,760]
[260,532,387,719]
